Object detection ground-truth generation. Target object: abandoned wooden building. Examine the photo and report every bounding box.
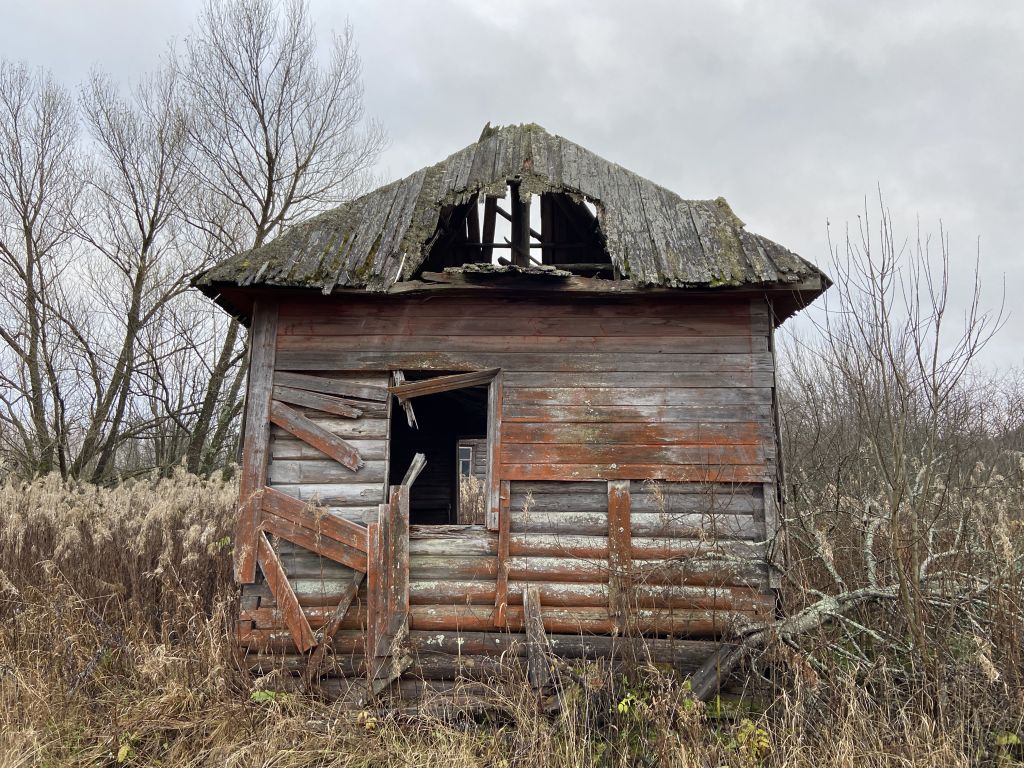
[196,123,830,701]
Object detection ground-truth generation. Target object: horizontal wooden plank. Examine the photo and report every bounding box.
[505,387,771,407]
[501,463,771,483]
[274,371,389,401]
[509,486,762,515]
[269,401,363,471]
[509,534,764,560]
[501,443,768,466]
[278,297,762,321]
[271,437,387,461]
[503,403,772,423]
[278,314,756,338]
[507,557,768,587]
[503,421,768,446]
[272,418,388,440]
[504,370,772,388]
[267,458,386,484]
[274,351,768,373]
[270,483,385,506]
[277,334,759,355]
[511,510,762,539]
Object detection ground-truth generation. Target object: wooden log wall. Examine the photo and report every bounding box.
[238,293,780,682]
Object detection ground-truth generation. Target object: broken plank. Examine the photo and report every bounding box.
[270,400,363,471]
[388,368,500,400]
[262,486,369,552]
[272,385,363,418]
[274,371,388,402]
[261,510,368,572]
[257,530,316,653]
[307,571,366,678]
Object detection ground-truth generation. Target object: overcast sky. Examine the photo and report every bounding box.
[3,0,1021,365]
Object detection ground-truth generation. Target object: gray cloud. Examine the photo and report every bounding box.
[2,0,1020,363]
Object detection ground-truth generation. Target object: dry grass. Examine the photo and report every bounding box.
[1,473,1021,767]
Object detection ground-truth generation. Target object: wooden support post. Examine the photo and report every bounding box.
[236,301,278,584]
[481,196,497,262]
[509,182,531,267]
[524,585,551,688]
[256,530,316,653]
[493,480,511,626]
[466,194,480,244]
[486,372,503,531]
[607,480,632,633]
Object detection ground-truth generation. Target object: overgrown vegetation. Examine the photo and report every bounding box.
[1,207,1022,766]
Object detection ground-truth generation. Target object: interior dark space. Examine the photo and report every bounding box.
[388,382,488,525]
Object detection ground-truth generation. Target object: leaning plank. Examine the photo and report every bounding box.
[366,520,382,656]
[261,511,368,572]
[387,485,411,644]
[524,586,551,688]
[269,400,363,471]
[272,385,363,418]
[262,487,368,553]
[236,302,278,584]
[388,368,501,400]
[401,452,428,487]
[256,530,316,653]
[307,572,366,678]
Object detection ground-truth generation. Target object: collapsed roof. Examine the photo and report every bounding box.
[196,122,828,299]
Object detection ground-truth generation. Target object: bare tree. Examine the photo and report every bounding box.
[0,62,82,476]
[691,198,1019,712]
[179,0,385,474]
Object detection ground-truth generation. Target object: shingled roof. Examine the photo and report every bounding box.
[196,123,828,296]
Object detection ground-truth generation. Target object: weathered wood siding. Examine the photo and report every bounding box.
[238,293,778,665]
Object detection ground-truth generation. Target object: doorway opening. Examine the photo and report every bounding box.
[388,375,490,525]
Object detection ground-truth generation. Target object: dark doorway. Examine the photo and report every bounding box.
[388,381,488,525]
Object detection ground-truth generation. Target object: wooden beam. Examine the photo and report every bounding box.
[466,194,480,244]
[524,586,551,688]
[269,400,363,471]
[481,196,497,262]
[607,480,632,633]
[495,203,543,242]
[486,372,503,531]
[257,530,316,653]
[493,480,511,626]
[273,372,388,402]
[306,571,365,679]
[509,182,531,267]
[388,368,500,401]
[236,301,278,584]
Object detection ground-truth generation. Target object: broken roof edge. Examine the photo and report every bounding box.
[195,122,831,300]
[196,270,829,329]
